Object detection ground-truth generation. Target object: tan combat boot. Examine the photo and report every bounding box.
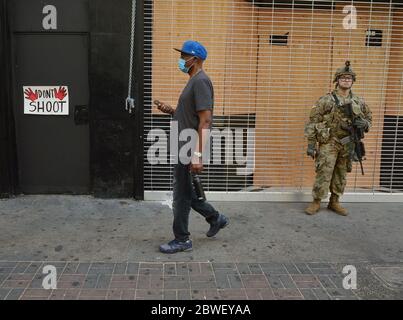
[305,199,321,215]
[328,194,348,216]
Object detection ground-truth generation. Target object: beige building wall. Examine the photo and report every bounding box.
[386,10,403,117]
[255,8,334,189]
[151,0,231,114]
[150,0,401,191]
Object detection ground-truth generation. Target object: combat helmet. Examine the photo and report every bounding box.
[333,60,356,83]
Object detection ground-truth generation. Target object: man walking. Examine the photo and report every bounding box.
[304,61,372,216]
[156,40,229,253]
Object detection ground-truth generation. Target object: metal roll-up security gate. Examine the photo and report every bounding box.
[143,0,403,202]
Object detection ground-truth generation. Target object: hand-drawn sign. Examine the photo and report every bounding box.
[23,86,69,115]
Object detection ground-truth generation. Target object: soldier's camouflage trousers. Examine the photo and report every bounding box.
[312,140,352,200]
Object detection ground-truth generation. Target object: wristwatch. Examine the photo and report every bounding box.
[194,151,202,158]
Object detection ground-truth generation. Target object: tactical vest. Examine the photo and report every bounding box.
[325,92,364,140]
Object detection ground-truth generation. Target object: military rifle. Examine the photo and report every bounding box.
[345,103,366,175]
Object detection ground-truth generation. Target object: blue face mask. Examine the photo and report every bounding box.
[178,57,194,73]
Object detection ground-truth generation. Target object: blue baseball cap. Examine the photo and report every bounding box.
[174,40,208,60]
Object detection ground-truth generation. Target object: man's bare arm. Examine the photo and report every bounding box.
[195,109,212,156]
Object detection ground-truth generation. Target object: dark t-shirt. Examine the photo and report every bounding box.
[173,70,214,135]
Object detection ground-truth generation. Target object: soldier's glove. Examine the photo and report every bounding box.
[353,118,369,130]
[307,144,317,159]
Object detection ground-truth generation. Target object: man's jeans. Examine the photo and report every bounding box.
[172,164,219,241]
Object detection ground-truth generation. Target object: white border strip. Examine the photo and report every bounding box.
[144,191,403,202]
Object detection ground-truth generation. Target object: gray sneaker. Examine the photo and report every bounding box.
[206,214,229,237]
[159,239,193,254]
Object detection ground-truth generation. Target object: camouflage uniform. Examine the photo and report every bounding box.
[304,62,372,215]
[306,92,372,199]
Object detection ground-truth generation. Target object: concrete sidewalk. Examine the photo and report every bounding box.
[0,195,402,300]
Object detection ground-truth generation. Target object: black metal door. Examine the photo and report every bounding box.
[10,0,90,194]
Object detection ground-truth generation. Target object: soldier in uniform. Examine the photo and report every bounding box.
[304,61,372,216]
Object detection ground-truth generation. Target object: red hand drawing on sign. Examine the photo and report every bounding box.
[24,88,39,102]
[55,86,67,100]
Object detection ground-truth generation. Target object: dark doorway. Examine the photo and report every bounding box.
[13,34,90,193]
[9,0,90,194]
